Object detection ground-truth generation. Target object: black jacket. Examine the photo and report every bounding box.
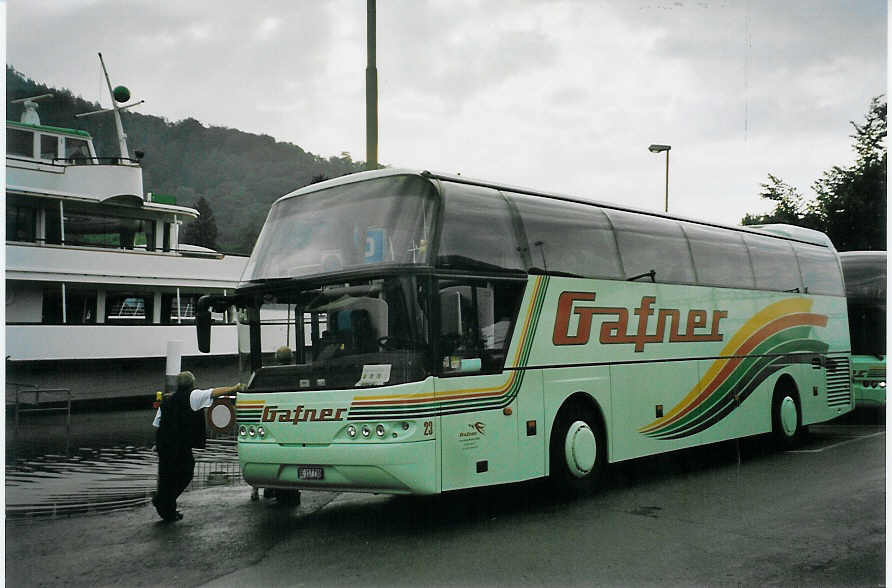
[157,388,206,456]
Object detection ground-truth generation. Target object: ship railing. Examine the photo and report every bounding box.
[6,382,72,446]
[51,156,141,166]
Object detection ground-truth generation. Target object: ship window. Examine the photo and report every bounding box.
[161,292,225,324]
[45,204,62,245]
[63,210,155,251]
[106,293,154,324]
[6,203,36,242]
[65,138,91,162]
[7,128,33,157]
[67,289,97,324]
[39,284,96,324]
[40,134,59,160]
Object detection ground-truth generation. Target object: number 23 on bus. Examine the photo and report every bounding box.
[553,292,728,351]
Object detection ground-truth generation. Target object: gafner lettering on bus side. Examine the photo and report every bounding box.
[553,292,728,352]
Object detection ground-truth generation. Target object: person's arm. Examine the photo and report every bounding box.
[211,383,243,399]
[190,384,244,411]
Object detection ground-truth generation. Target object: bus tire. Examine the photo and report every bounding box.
[549,401,606,496]
[772,385,803,449]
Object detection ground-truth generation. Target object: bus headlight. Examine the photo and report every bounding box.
[257,426,265,438]
[361,425,371,438]
[880,381,886,389]
[347,425,357,438]
[376,424,386,437]
[248,426,256,437]
[239,426,247,437]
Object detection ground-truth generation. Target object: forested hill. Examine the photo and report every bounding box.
[6,66,366,254]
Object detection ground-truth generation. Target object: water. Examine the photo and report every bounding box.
[6,408,243,519]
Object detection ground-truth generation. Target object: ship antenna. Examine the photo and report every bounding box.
[75,52,145,159]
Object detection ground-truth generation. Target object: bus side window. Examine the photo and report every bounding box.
[683,224,755,289]
[744,234,803,292]
[607,210,696,284]
[509,192,623,279]
[794,244,844,296]
[439,281,524,375]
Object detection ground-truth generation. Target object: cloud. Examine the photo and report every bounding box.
[6,0,885,226]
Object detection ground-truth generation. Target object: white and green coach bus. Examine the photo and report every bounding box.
[840,251,886,407]
[196,169,852,495]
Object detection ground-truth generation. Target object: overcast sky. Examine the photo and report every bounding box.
[6,0,887,225]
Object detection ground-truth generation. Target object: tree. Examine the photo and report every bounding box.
[811,96,886,251]
[181,197,220,251]
[741,174,820,228]
[742,96,886,251]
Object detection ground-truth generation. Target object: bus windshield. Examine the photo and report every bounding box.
[841,252,886,356]
[241,175,437,283]
[242,276,431,391]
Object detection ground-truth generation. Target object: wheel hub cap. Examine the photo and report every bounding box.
[564,421,596,478]
[780,396,798,436]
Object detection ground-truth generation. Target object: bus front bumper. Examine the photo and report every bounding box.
[239,439,439,495]
[854,383,886,408]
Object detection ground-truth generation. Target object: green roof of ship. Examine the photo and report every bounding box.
[7,119,92,138]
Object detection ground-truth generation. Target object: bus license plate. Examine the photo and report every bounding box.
[298,466,324,480]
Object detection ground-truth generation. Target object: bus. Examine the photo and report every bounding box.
[196,169,852,495]
[840,251,886,407]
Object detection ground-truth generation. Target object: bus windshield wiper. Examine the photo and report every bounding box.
[627,270,656,282]
[529,267,586,278]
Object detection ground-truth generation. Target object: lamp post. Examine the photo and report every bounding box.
[648,144,671,213]
[366,0,378,171]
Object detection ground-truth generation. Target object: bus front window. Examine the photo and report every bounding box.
[242,276,431,391]
[242,175,437,283]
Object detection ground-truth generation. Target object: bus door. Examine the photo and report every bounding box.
[435,280,533,490]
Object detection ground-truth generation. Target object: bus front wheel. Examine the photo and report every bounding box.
[549,402,606,495]
[772,386,803,449]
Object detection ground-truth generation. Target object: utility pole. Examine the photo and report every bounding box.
[366,0,378,171]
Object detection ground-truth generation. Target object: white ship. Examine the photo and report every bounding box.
[5,55,249,402]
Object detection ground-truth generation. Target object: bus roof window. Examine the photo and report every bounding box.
[606,210,695,284]
[436,182,526,273]
[743,234,803,292]
[683,223,755,289]
[509,192,623,279]
[794,243,844,296]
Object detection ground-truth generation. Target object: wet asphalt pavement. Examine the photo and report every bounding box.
[5,419,885,587]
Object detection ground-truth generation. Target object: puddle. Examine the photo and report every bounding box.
[6,409,243,519]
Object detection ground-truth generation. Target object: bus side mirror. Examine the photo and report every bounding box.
[197,294,239,353]
[196,304,212,353]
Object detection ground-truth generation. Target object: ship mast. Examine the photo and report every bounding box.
[75,52,144,159]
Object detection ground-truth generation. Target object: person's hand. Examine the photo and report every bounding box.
[235,383,246,393]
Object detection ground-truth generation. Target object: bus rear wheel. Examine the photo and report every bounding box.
[549,402,606,495]
[772,387,803,449]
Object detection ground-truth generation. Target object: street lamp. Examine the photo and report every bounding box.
[648,144,671,213]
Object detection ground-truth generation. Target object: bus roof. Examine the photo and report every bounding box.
[276,168,833,248]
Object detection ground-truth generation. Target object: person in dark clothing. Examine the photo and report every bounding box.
[151,371,242,522]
